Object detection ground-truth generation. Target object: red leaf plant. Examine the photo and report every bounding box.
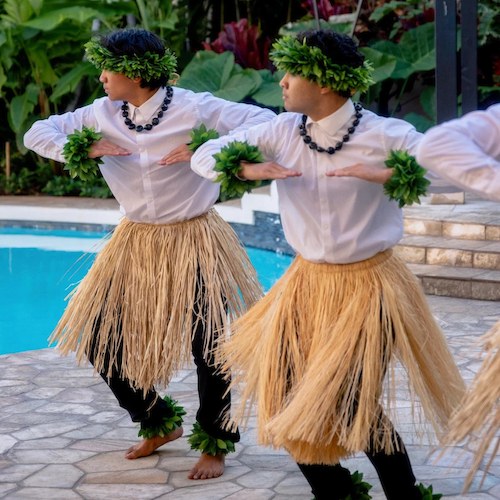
[202,18,271,70]
[302,0,352,21]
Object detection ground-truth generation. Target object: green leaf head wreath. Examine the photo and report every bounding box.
[84,39,177,82]
[269,36,374,94]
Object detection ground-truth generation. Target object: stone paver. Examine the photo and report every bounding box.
[2,296,500,499]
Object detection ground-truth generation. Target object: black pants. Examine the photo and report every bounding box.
[87,289,239,443]
[298,430,421,500]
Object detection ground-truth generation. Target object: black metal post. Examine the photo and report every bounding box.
[461,0,478,114]
[435,0,458,123]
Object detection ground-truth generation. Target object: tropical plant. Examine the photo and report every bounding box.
[202,18,271,70]
[301,0,353,20]
[0,0,134,160]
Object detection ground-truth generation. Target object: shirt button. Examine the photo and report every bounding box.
[320,198,326,203]
[319,174,325,179]
[323,225,328,230]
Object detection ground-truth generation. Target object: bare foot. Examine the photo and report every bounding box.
[188,453,225,480]
[125,425,183,459]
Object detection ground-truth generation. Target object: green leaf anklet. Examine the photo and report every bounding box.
[187,421,236,456]
[417,483,442,500]
[383,149,430,208]
[188,124,220,152]
[212,140,264,201]
[311,470,372,500]
[138,395,186,440]
[62,126,103,181]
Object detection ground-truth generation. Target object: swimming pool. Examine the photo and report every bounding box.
[0,227,293,356]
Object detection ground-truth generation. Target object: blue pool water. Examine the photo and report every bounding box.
[0,227,292,355]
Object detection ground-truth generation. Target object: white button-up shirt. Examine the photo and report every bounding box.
[24,87,275,224]
[192,99,421,264]
[417,103,500,202]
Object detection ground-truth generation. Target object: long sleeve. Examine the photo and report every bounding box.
[24,104,98,163]
[416,104,500,200]
[191,112,284,181]
[196,92,276,137]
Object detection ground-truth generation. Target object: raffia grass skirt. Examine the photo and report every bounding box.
[441,321,500,491]
[50,209,263,391]
[220,249,465,465]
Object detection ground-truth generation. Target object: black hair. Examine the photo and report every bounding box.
[98,29,169,90]
[296,29,365,97]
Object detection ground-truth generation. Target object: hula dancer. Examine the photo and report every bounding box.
[417,104,500,490]
[24,29,274,479]
[192,29,465,499]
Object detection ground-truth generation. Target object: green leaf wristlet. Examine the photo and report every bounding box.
[138,395,186,440]
[383,149,430,208]
[62,126,103,181]
[188,124,220,152]
[187,421,236,456]
[212,140,264,201]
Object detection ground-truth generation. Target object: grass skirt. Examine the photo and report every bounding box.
[441,322,500,491]
[50,209,263,391]
[221,250,465,465]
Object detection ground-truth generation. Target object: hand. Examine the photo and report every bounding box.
[239,162,302,181]
[326,163,394,184]
[88,139,131,158]
[158,144,193,165]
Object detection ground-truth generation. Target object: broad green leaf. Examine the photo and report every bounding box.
[21,27,40,40]
[50,62,98,102]
[359,47,398,84]
[0,65,7,93]
[177,51,261,102]
[216,68,262,102]
[155,11,179,31]
[371,22,436,80]
[28,0,43,16]
[370,1,411,22]
[25,47,58,84]
[9,83,41,133]
[251,69,285,108]
[3,0,34,24]
[478,2,500,44]
[177,51,233,93]
[420,85,436,121]
[135,0,151,30]
[21,6,101,31]
[403,112,435,133]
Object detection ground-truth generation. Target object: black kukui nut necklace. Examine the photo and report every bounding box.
[299,102,363,154]
[121,85,173,132]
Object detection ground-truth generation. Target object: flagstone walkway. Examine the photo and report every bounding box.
[2,294,500,500]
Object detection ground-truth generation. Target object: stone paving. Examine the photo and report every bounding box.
[1,296,500,499]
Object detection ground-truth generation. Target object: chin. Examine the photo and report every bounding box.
[284,101,304,114]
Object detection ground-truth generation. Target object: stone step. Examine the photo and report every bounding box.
[395,235,500,270]
[407,263,500,301]
[403,215,500,242]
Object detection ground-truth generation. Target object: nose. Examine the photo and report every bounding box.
[279,73,289,89]
[99,71,107,83]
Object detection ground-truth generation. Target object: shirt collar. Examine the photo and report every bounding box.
[306,99,355,137]
[128,87,166,123]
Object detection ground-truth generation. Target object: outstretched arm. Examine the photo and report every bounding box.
[417,104,500,201]
[24,104,130,162]
[326,163,393,183]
